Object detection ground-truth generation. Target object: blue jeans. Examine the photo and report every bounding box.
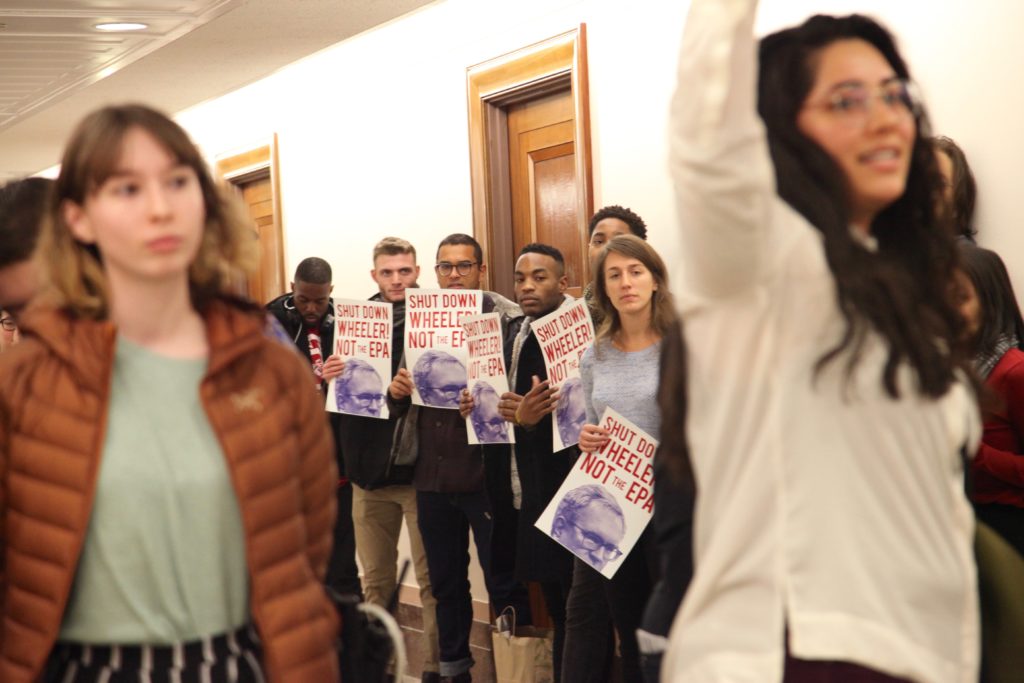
[417,490,532,676]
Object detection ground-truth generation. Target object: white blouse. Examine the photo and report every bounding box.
[663,1,980,682]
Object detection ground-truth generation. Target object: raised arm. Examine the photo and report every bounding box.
[670,0,777,299]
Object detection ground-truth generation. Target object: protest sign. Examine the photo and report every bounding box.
[530,299,594,451]
[463,312,514,444]
[326,299,393,419]
[535,406,656,578]
[405,288,482,409]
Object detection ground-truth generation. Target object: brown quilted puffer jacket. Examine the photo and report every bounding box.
[0,300,340,682]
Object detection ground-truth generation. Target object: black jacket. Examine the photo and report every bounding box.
[266,292,344,476]
[505,314,576,584]
[266,292,335,368]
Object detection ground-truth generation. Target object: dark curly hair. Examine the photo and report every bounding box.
[759,14,966,398]
[587,205,647,241]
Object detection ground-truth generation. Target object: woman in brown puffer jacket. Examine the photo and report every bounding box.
[0,104,340,682]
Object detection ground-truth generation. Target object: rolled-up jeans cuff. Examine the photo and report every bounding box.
[439,656,474,676]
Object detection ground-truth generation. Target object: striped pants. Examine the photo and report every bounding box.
[43,624,265,683]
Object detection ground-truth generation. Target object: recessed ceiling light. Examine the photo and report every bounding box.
[95,22,148,32]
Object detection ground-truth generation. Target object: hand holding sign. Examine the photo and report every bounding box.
[389,368,414,400]
[459,389,474,419]
[323,355,344,382]
[498,391,520,423]
[579,423,610,453]
[514,376,559,428]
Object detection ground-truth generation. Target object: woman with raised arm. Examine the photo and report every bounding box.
[0,104,339,683]
[664,2,979,682]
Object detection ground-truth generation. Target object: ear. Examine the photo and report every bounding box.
[478,262,487,275]
[329,284,334,294]
[552,515,567,537]
[289,281,295,291]
[63,200,95,244]
[414,265,421,279]
[558,273,569,293]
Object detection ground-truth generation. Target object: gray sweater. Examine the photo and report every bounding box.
[579,339,661,440]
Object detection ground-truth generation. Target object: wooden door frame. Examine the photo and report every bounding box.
[466,26,593,299]
[214,135,286,302]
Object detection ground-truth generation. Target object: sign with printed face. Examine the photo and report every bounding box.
[535,406,656,578]
[463,312,515,445]
[530,299,594,451]
[405,288,482,409]
[326,299,393,419]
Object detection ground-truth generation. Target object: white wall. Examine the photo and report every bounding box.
[175,0,690,298]
[173,0,1024,600]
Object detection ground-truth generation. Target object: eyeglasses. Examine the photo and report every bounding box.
[0,318,15,332]
[351,393,385,406]
[804,78,921,127]
[435,261,478,276]
[572,522,623,561]
[431,384,466,400]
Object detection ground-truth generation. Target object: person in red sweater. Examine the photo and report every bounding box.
[957,243,1024,556]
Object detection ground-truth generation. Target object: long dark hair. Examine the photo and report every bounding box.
[958,244,1024,356]
[934,136,978,242]
[758,15,965,398]
[658,318,694,490]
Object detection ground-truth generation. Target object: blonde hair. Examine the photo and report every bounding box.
[373,236,417,263]
[592,234,675,345]
[36,104,255,318]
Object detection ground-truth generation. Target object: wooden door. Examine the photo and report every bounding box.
[236,172,282,304]
[215,138,286,306]
[507,89,585,297]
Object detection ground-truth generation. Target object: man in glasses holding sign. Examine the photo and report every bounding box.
[390,233,529,682]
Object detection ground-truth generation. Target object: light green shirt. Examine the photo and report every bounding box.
[60,337,249,643]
